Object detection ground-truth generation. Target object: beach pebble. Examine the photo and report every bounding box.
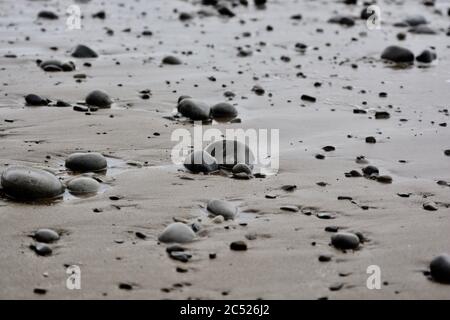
[177,98,211,121]
[34,229,60,243]
[362,165,379,176]
[32,243,52,256]
[158,223,196,244]
[205,139,255,168]
[429,254,450,284]
[211,215,225,224]
[403,15,427,27]
[67,177,100,194]
[39,60,75,72]
[38,11,58,19]
[416,49,436,63]
[331,232,360,250]
[65,152,107,172]
[230,241,247,251]
[207,199,237,220]
[376,175,393,184]
[423,201,438,211]
[85,90,113,108]
[232,163,252,175]
[183,150,218,173]
[25,94,49,106]
[210,102,238,122]
[1,166,65,201]
[162,55,182,65]
[71,44,98,58]
[280,205,299,212]
[381,46,414,63]
[409,25,436,35]
[328,15,355,26]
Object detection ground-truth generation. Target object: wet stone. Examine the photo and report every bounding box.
[71,44,98,58]
[65,152,108,173]
[85,90,113,108]
[210,102,238,122]
[230,241,247,251]
[38,11,58,19]
[205,139,255,169]
[376,175,393,184]
[207,199,238,220]
[232,163,252,175]
[34,229,60,243]
[1,166,65,201]
[162,55,182,65]
[158,223,196,244]
[25,94,49,106]
[381,46,414,63]
[429,254,450,284]
[362,165,379,176]
[177,98,211,121]
[423,201,438,211]
[331,232,360,250]
[416,50,437,63]
[67,177,100,195]
[32,243,52,256]
[183,150,218,173]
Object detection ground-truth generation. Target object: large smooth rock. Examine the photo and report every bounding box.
[85,90,113,108]
[207,199,237,220]
[177,98,211,121]
[430,254,450,284]
[1,166,65,201]
[34,229,60,243]
[158,223,196,243]
[25,94,49,106]
[67,177,100,194]
[71,44,98,58]
[184,150,218,173]
[331,232,360,250]
[65,152,107,172]
[381,46,414,63]
[205,139,255,169]
[210,102,238,122]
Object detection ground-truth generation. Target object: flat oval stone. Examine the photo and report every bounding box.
[67,177,100,194]
[331,232,360,250]
[162,55,182,65]
[38,11,59,20]
[430,254,450,284]
[403,15,427,27]
[205,139,255,169]
[1,166,65,201]
[183,150,218,173]
[85,90,113,108]
[25,94,49,106]
[177,98,211,120]
[158,222,196,244]
[34,229,59,243]
[71,44,98,58]
[207,199,237,220]
[65,152,107,172]
[381,46,414,63]
[210,102,238,122]
[33,243,52,256]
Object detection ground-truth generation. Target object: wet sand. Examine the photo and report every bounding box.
[0,0,449,299]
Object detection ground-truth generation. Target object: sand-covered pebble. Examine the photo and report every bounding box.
[1,166,65,201]
[158,222,196,243]
[65,152,107,173]
[67,177,100,194]
[207,199,237,220]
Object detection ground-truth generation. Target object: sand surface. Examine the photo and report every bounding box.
[0,0,449,299]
